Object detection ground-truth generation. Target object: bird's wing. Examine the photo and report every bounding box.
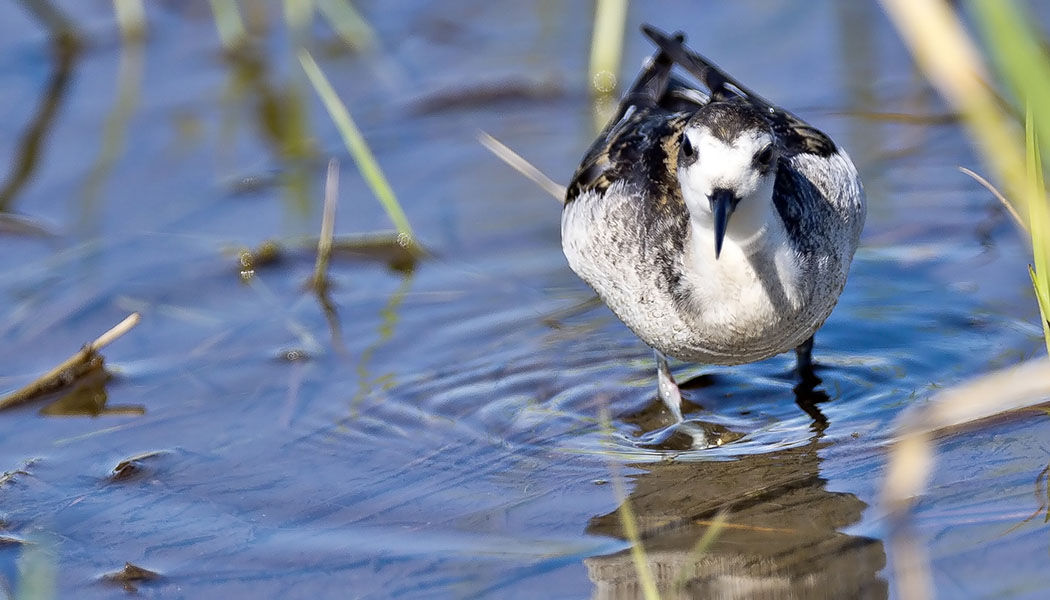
[566,47,689,204]
[641,24,837,158]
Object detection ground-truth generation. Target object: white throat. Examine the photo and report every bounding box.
[680,187,803,329]
[688,174,778,256]
[678,128,778,249]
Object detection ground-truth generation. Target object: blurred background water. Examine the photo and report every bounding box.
[1,1,1049,598]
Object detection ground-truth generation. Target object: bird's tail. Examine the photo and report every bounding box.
[606,37,678,125]
[641,24,774,110]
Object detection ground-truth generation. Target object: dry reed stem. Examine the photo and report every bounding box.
[882,357,1050,600]
[113,0,146,41]
[313,158,338,289]
[958,166,1026,230]
[881,0,1028,219]
[883,358,1050,513]
[477,131,566,202]
[0,313,141,410]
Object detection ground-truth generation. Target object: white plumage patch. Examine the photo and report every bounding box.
[682,128,771,199]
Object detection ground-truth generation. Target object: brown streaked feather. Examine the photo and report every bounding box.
[565,110,688,205]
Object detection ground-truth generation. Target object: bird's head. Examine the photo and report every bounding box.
[677,103,778,259]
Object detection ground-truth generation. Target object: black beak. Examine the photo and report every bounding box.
[709,188,738,259]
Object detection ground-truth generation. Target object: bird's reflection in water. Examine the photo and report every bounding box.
[585,432,887,599]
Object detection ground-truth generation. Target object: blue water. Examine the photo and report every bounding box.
[1,1,1049,598]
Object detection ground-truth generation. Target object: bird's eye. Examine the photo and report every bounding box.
[681,135,695,158]
[756,145,774,166]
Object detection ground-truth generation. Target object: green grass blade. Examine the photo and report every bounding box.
[297,50,414,239]
[1026,106,1050,353]
[588,0,628,131]
[596,406,660,600]
[15,537,56,600]
[974,0,1050,163]
[316,0,376,51]
[672,509,727,591]
[1028,265,1050,342]
[975,0,1050,356]
[613,492,662,600]
[588,0,628,95]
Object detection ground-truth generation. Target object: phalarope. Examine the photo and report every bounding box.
[561,26,865,441]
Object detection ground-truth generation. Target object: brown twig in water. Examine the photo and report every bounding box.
[0,313,141,410]
[477,130,566,202]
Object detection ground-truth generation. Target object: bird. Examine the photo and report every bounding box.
[561,25,865,445]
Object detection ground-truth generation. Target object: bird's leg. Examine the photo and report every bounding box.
[794,335,819,385]
[655,350,685,422]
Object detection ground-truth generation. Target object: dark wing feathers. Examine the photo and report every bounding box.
[565,111,687,204]
[566,25,837,205]
[641,25,837,158]
[565,43,689,204]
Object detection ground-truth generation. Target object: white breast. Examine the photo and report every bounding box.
[561,149,864,366]
[677,220,805,343]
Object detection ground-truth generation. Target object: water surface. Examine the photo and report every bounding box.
[1,1,1049,598]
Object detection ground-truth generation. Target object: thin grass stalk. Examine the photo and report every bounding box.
[973,0,1050,354]
[477,131,566,201]
[881,0,1028,219]
[15,536,56,600]
[612,480,662,600]
[298,50,414,239]
[957,167,1025,230]
[597,407,660,600]
[313,158,338,290]
[588,0,628,131]
[80,39,143,234]
[19,0,80,45]
[672,509,727,591]
[283,0,314,37]
[208,0,247,51]
[113,0,146,40]
[973,0,1050,163]
[1025,107,1050,352]
[588,0,628,96]
[316,0,376,51]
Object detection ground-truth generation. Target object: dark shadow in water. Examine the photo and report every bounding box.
[794,376,831,429]
[585,436,887,599]
[39,368,144,417]
[0,2,80,213]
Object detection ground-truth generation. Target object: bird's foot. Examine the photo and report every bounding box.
[655,350,685,422]
[795,335,821,387]
[638,419,743,451]
[647,351,745,450]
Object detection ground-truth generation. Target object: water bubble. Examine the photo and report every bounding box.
[592,71,617,94]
